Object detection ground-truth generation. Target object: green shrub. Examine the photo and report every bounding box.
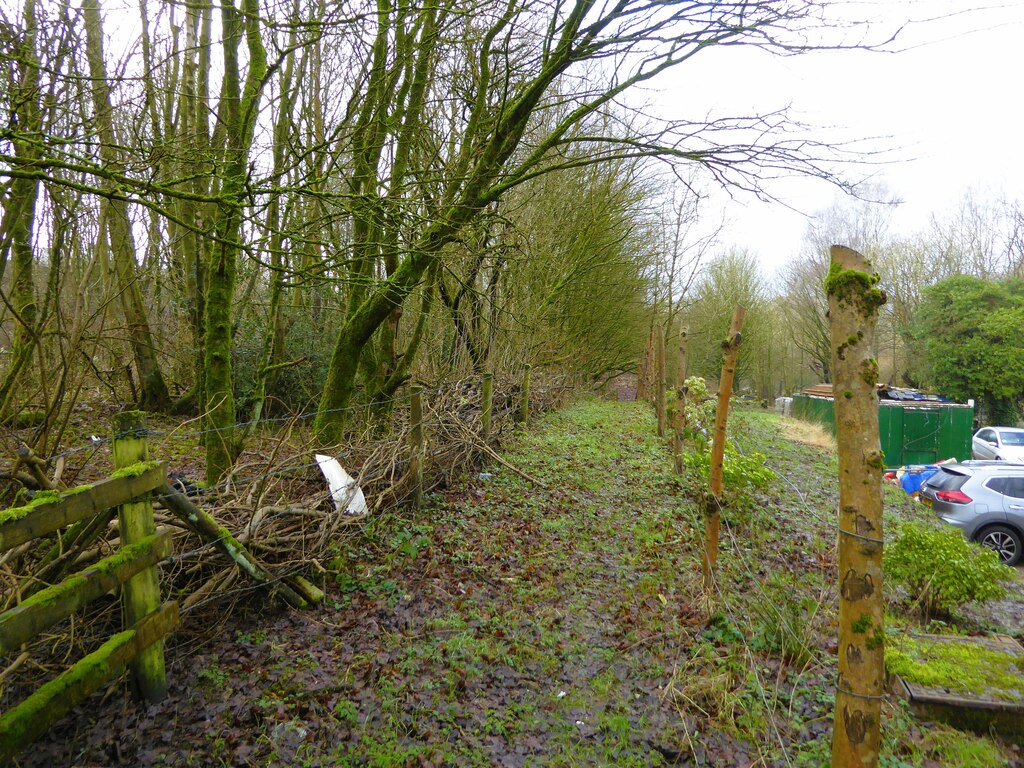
[885,523,1011,618]
[681,376,716,444]
[684,443,775,493]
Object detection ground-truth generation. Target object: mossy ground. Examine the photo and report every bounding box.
[18,401,1021,767]
[887,634,1024,702]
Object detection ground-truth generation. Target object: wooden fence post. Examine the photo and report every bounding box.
[656,326,666,437]
[520,365,531,426]
[481,372,493,439]
[701,305,745,591]
[112,411,167,702]
[410,386,424,509]
[672,328,690,474]
[637,331,652,401]
[828,246,886,768]
[678,327,688,385]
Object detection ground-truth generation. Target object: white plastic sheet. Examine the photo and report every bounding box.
[315,454,369,516]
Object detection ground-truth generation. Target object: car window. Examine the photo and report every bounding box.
[977,429,995,442]
[999,431,1024,446]
[1005,478,1024,498]
[985,476,1024,498]
[925,468,969,491]
[988,478,1011,495]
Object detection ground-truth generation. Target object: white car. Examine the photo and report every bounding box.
[972,427,1024,462]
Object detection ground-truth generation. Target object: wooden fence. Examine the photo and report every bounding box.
[0,413,177,763]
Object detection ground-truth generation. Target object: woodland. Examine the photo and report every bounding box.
[3,0,1024,765]
[1,0,1023,475]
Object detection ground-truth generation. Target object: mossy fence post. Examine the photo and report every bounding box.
[481,372,493,439]
[112,411,167,702]
[656,326,666,437]
[410,385,424,509]
[827,245,886,768]
[701,305,745,592]
[520,365,531,426]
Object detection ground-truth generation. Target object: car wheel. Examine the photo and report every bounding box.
[977,525,1024,566]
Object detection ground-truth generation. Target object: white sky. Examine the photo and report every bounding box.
[647,1,1024,277]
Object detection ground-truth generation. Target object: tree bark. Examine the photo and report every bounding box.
[82,0,171,412]
[202,0,267,482]
[0,0,43,420]
[828,245,887,768]
[702,304,745,591]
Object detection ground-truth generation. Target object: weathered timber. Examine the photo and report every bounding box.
[520,365,531,426]
[0,532,171,655]
[15,445,54,491]
[156,483,310,609]
[112,412,167,703]
[0,463,166,553]
[828,245,887,768]
[481,372,493,439]
[24,508,119,599]
[0,601,179,764]
[702,304,745,591]
[410,385,424,509]
[285,574,326,605]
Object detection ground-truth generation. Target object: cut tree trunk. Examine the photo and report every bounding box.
[827,245,887,768]
[702,305,745,591]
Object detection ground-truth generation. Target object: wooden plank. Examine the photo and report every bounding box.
[0,463,166,553]
[0,601,179,764]
[0,532,171,655]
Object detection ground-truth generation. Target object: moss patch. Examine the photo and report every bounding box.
[825,260,886,317]
[110,460,161,480]
[886,635,1024,702]
[0,491,63,525]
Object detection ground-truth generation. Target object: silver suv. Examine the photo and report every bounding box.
[919,462,1024,566]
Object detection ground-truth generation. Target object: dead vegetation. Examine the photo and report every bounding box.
[0,375,577,714]
[777,416,837,452]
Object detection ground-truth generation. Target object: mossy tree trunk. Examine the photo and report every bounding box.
[827,244,887,768]
[315,1,684,443]
[0,0,42,421]
[203,0,267,482]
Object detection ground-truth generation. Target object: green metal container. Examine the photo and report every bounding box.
[791,395,974,467]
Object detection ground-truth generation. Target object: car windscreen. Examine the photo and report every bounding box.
[923,468,969,491]
[999,431,1024,446]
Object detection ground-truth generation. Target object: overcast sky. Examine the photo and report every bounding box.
[648,1,1024,275]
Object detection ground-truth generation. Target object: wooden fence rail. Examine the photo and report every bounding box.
[0,413,177,764]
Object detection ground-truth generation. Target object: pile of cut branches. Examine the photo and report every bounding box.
[0,373,580,702]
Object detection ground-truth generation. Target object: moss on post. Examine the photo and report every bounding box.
[0,602,178,764]
[827,245,887,768]
[112,411,168,703]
